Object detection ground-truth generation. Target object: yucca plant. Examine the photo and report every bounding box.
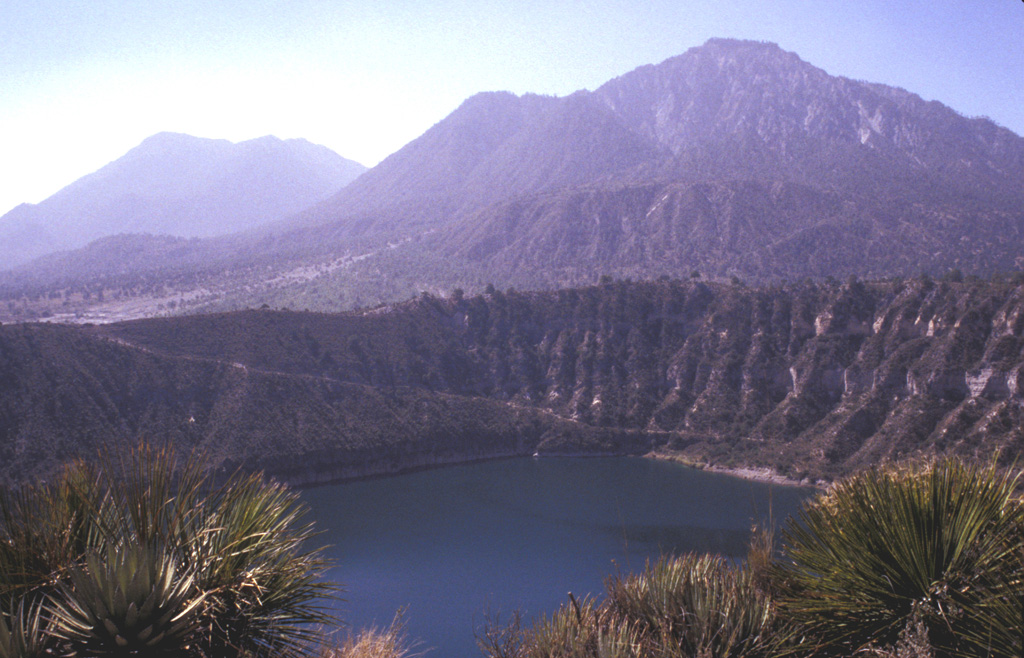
[478,595,666,658]
[82,445,335,658]
[776,457,1024,658]
[188,472,335,658]
[0,461,106,602]
[957,541,1024,658]
[527,595,619,658]
[0,443,338,658]
[48,543,206,656]
[0,596,50,658]
[100,444,210,553]
[605,554,781,658]
[529,595,606,658]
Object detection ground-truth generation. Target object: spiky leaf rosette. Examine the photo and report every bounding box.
[48,543,204,656]
[0,444,337,657]
[0,597,50,658]
[0,461,107,601]
[776,457,1023,658]
[605,554,781,658]
[188,473,334,658]
[523,595,613,658]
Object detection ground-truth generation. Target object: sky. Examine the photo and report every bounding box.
[1,0,1022,217]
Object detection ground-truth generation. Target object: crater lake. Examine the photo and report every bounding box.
[301,457,813,657]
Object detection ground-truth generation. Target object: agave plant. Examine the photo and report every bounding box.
[776,457,1024,658]
[48,543,205,656]
[0,596,50,658]
[605,554,781,658]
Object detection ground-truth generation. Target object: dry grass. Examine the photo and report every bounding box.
[318,613,422,658]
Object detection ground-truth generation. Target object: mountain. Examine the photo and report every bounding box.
[283,38,1023,257]
[2,39,1023,322]
[0,133,367,269]
[429,39,1024,285]
[593,39,1022,193]
[1,277,1023,486]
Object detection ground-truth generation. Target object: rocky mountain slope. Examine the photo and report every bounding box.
[293,39,1023,247]
[0,133,366,269]
[434,38,1024,284]
[2,276,1022,485]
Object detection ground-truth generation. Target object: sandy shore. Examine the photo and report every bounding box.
[645,451,825,489]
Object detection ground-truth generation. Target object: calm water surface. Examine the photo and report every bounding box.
[301,457,812,657]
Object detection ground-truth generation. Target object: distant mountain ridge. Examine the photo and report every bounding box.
[2,39,1023,322]
[0,133,366,269]
[290,38,1022,242]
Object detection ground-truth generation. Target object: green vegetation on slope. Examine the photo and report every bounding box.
[776,458,1024,656]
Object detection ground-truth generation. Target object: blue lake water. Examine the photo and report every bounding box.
[301,457,813,657]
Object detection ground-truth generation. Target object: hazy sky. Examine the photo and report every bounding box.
[1,0,1022,216]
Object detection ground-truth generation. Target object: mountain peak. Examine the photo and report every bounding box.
[240,135,286,148]
[696,37,787,53]
[139,131,194,143]
[0,132,367,269]
[137,131,229,149]
[5,40,1023,309]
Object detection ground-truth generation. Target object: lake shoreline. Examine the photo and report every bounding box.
[281,445,825,491]
[643,450,824,489]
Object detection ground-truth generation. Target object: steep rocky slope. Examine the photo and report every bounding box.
[2,277,1022,485]
[593,39,1023,198]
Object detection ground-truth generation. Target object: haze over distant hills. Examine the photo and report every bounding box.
[2,39,1022,323]
[0,133,366,269]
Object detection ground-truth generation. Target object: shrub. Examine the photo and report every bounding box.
[478,594,634,658]
[320,613,419,658]
[775,457,1023,658]
[605,554,782,658]
[0,444,336,657]
[479,551,785,658]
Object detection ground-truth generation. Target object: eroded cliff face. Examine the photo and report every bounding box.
[426,278,1021,479]
[66,277,1021,483]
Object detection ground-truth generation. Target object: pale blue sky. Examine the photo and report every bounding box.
[1,0,1022,216]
